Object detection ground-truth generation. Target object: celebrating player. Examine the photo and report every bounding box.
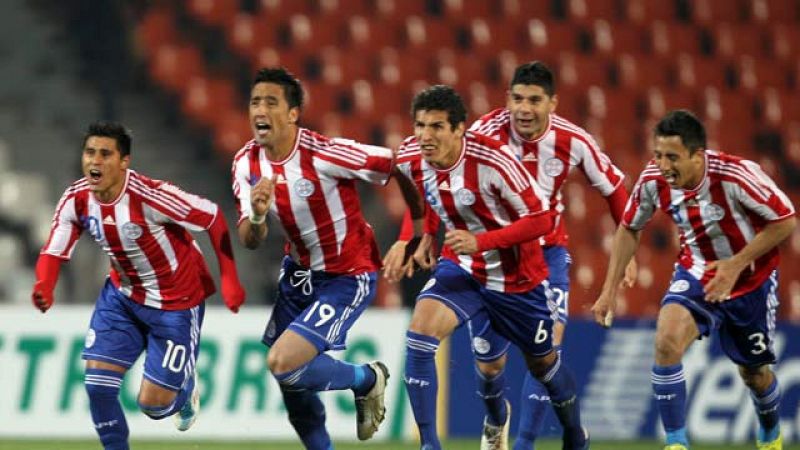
[394,85,589,450]
[231,67,424,448]
[592,110,795,450]
[32,121,246,450]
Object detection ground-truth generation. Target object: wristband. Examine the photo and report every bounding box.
[249,212,266,225]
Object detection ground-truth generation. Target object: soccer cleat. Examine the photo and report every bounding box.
[479,399,511,450]
[664,445,688,450]
[173,370,200,431]
[355,361,390,440]
[757,431,782,450]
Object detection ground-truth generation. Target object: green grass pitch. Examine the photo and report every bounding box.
[0,440,767,449]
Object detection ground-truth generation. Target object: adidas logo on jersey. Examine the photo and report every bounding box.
[439,180,450,191]
[522,153,537,162]
[275,174,287,185]
[103,216,116,226]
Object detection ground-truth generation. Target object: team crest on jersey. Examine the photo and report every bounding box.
[703,203,725,221]
[456,188,476,206]
[85,328,96,348]
[472,337,491,355]
[122,222,143,240]
[669,279,690,293]
[294,178,315,197]
[543,157,565,176]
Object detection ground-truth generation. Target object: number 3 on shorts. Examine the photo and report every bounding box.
[748,332,767,355]
[303,301,337,327]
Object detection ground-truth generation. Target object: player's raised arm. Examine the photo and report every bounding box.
[236,175,275,249]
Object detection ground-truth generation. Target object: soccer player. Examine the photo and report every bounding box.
[592,110,795,450]
[31,121,246,450]
[385,61,635,450]
[231,67,424,448]
[394,85,589,450]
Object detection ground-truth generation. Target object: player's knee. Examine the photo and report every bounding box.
[738,365,772,391]
[136,390,177,420]
[654,332,685,364]
[267,349,292,375]
[476,357,505,378]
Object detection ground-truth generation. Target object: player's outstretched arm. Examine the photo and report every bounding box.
[31,254,63,313]
[592,225,641,328]
[208,212,246,313]
[238,175,275,249]
[704,215,796,303]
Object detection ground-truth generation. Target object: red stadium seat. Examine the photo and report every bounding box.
[150,44,205,95]
[767,24,800,62]
[344,16,402,52]
[691,0,749,24]
[643,87,701,120]
[187,0,239,28]
[590,20,648,55]
[556,53,613,90]
[524,19,580,60]
[565,0,622,24]
[401,16,457,50]
[443,0,498,21]
[624,0,677,24]
[373,0,428,18]
[736,55,791,91]
[377,47,434,87]
[181,76,238,128]
[711,23,767,59]
[213,111,253,157]
[750,0,800,23]
[615,53,675,90]
[674,53,731,90]
[258,0,314,21]
[137,8,179,55]
[466,18,524,60]
[649,21,704,56]
[226,13,277,60]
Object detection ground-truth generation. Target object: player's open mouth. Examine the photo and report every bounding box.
[88,169,102,184]
[663,172,677,184]
[516,118,534,127]
[255,122,271,136]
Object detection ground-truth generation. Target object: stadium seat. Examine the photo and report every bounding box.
[465,18,524,60]
[736,55,791,91]
[649,21,704,56]
[373,0,428,18]
[181,76,238,128]
[287,13,343,53]
[213,110,253,156]
[187,0,239,28]
[377,47,433,87]
[711,23,767,59]
[402,16,457,50]
[590,20,648,55]
[675,53,732,90]
[565,0,622,24]
[691,0,748,24]
[137,8,179,55]
[226,13,276,60]
[442,0,498,21]
[524,19,580,61]
[624,0,677,24]
[767,24,800,62]
[614,53,675,90]
[750,0,800,23]
[344,16,402,52]
[258,0,314,21]
[643,87,701,119]
[557,53,613,90]
[150,44,205,95]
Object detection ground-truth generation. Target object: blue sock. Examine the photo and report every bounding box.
[475,365,508,426]
[353,363,377,397]
[751,377,781,442]
[513,371,550,450]
[652,364,688,446]
[273,353,367,393]
[137,373,193,419]
[85,369,129,450]
[281,386,332,450]
[538,353,584,447]
[405,331,441,450]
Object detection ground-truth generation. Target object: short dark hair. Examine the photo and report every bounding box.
[511,61,556,96]
[654,110,707,153]
[411,85,467,130]
[84,121,132,157]
[253,67,304,110]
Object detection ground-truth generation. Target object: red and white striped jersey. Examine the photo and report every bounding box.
[42,170,219,310]
[396,132,550,293]
[624,150,795,297]
[470,108,625,246]
[231,128,394,274]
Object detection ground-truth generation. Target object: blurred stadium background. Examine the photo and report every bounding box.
[1,0,800,447]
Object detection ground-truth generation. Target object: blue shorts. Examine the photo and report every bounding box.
[663,265,779,367]
[468,245,570,361]
[418,259,557,358]
[262,257,376,352]
[83,279,205,391]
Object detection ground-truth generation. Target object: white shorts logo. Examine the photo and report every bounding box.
[85,328,96,348]
[703,203,725,221]
[456,188,476,206]
[422,278,436,292]
[265,320,277,339]
[669,280,690,293]
[122,222,143,240]
[543,158,565,177]
[472,336,491,355]
[294,178,315,197]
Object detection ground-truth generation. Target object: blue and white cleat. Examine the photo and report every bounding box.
[173,370,200,432]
